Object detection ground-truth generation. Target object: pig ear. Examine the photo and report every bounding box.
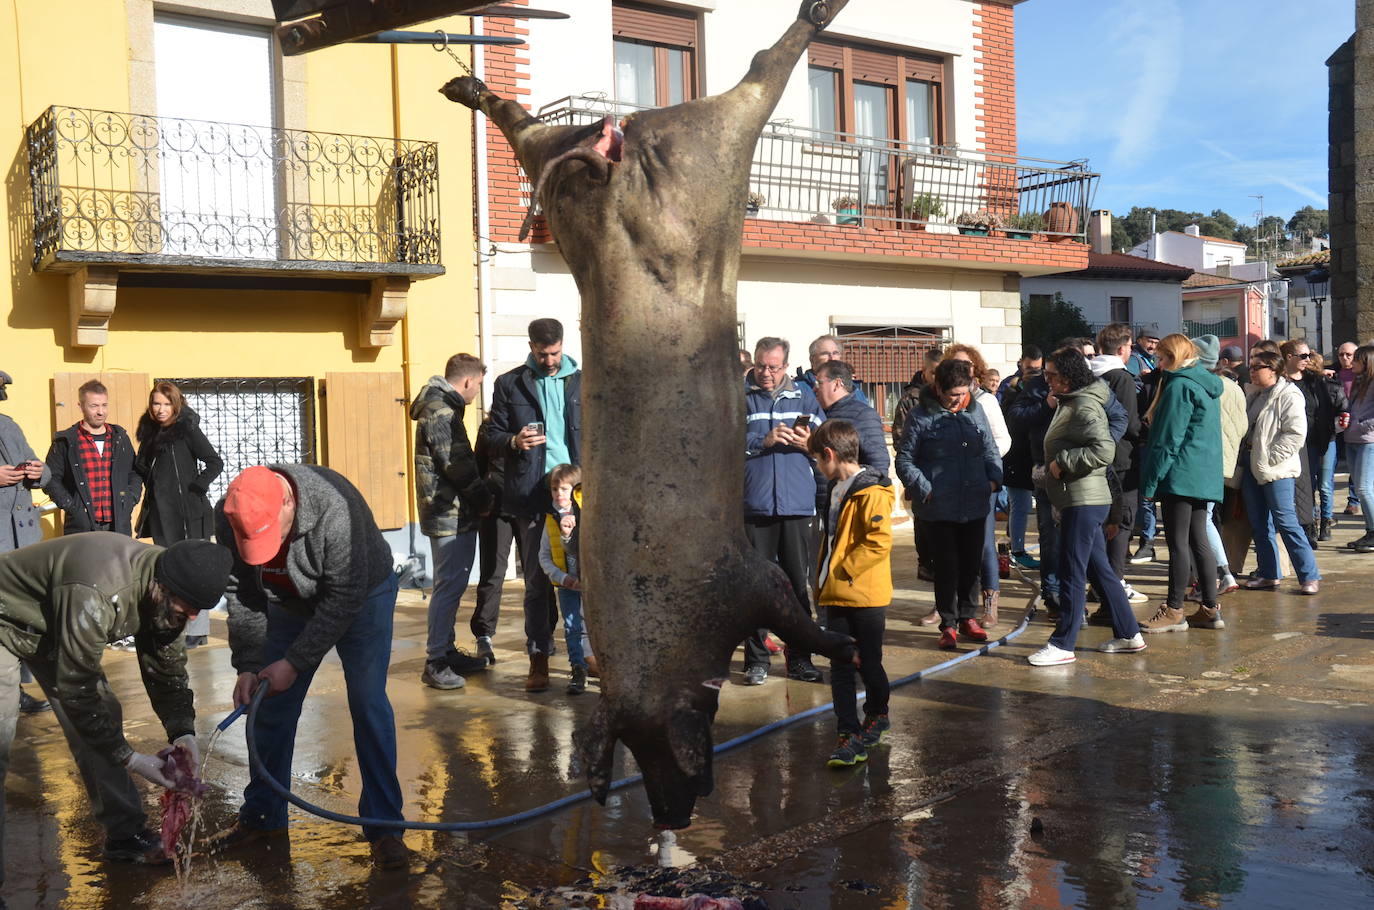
[666,704,715,797]
[574,702,618,805]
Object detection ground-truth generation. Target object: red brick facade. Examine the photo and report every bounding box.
[479,0,550,244]
[972,1,1017,161]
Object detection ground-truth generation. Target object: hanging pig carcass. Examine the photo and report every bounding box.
[442,0,855,829]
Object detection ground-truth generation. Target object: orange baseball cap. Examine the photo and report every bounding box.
[223,466,287,565]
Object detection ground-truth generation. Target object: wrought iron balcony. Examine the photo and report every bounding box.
[25,106,442,276]
[537,94,1099,242]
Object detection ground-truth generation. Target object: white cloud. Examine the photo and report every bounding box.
[1105,1,1183,170]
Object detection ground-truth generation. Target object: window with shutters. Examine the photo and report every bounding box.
[611,1,699,108]
[807,40,945,147]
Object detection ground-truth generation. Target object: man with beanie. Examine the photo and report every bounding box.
[207,465,410,870]
[486,318,582,693]
[0,533,228,887]
[1218,344,1248,385]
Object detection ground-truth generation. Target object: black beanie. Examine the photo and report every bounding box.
[156,540,233,612]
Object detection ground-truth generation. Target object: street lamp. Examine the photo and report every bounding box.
[1307,265,1330,354]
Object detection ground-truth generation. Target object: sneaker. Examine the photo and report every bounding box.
[917,564,936,582]
[445,648,489,674]
[979,589,999,627]
[19,690,51,714]
[958,617,989,642]
[786,658,823,683]
[1099,633,1147,653]
[204,820,287,856]
[525,653,550,692]
[1345,502,1363,516]
[184,635,208,648]
[1012,550,1041,569]
[1027,644,1076,666]
[918,609,940,626]
[104,829,172,865]
[1216,575,1240,596]
[1086,587,1100,603]
[764,634,783,653]
[107,635,137,652]
[475,636,496,665]
[859,714,891,748]
[743,665,768,686]
[370,835,412,870]
[421,660,465,690]
[1352,535,1374,553]
[826,733,868,768]
[1128,542,1156,565]
[938,627,958,650]
[1139,603,1188,633]
[1186,605,1225,629]
[1318,518,1333,541]
[1086,608,1114,627]
[567,664,587,695]
[1123,583,1148,604]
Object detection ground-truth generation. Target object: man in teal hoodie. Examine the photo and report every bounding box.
[486,318,582,692]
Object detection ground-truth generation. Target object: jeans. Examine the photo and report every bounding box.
[743,516,815,667]
[557,587,592,668]
[1160,494,1218,608]
[517,515,557,655]
[426,531,479,662]
[923,518,984,628]
[981,491,1000,593]
[1007,487,1033,552]
[1338,436,1360,509]
[1052,504,1139,651]
[1240,468,1320,584]
[1033,487,1061,608]
[240,573,405,840]
[1317,439,1337,522]
[825,605,889,735]
[1134,491,1157,542]
[1348,442,1374,533]
[1201,501,1229,573]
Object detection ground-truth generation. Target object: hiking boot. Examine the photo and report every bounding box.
[104,829,172,865]
[584,655,601,678]
[859,714,891,748]
[525,653,550,692]
[370,835,412,871]
[1318,518,1333,541]
[1011,550,1040,569]
[475,636,496,665]
[1128,542,1156,565]
[1098,633,1147,653]
[742,665,768,686]
[1139,603,1188,633]
[1187,605,1225,630]
[421,660,465,690]
[938,628,958,650]
[826,733,868,768]
[786,658,823,683]
[205,820,287,856]
[19,690,51,714]
[1027,644,1076,666]
[1303,524,1319,548]
[445,647,488,674]
[567,664,587,695]
[958,617,988,642]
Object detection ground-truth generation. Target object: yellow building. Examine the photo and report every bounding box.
[1,1,480,546]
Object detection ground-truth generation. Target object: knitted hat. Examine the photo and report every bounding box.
[156,540,232,612]
[1219,345,1244,363]
[1191,334,1221,370]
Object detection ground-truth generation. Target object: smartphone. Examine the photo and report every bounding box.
[793,414,812,431]
[524,421,545,436]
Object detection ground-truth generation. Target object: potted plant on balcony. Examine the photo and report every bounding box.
[954,209,1002,237]
[746,191,767,216]
[832,195,861,226]
[903,192,945,231]
[1004,212,1043,240]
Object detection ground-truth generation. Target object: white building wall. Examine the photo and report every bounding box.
[1131,232,1247,273]
[1019,276,1182,334]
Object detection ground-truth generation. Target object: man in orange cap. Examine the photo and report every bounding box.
[206,464,410,870]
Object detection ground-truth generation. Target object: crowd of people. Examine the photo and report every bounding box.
[2,313,1372,893]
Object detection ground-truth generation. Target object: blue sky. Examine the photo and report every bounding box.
[1017,0,1355,227]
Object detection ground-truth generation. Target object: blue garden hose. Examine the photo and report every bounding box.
[225,570,1042,832]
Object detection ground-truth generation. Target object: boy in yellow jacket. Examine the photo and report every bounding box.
[809,419,895,768]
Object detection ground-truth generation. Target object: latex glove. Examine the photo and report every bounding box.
[173,733,200,778]
[125,751,177,789]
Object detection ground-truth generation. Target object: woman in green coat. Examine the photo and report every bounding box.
[1139,334,1224,633]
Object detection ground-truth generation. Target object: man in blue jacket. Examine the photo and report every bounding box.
[485,318,582,693]
[743,337,825,685]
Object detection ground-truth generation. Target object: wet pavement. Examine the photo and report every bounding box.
[6,517,1374,909]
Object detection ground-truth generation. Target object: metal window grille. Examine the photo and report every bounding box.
[835,327,946,423]
[160,377,317,505]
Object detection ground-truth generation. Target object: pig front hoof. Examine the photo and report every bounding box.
[439,76,487,109]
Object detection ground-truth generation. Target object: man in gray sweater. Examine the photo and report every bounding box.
[206,464,410,870]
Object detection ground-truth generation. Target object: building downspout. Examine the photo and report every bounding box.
[473,16,494,412]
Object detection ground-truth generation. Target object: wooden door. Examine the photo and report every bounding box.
[323,372,408,530]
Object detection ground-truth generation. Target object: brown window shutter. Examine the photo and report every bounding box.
[903,54,944,83]
[612,2,698,48]
[850,48,899,85]
[809,40,845,70]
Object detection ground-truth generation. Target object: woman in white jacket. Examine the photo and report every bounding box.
[1239,350,1321,593]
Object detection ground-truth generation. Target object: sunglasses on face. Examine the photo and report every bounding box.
[1249,363,1272,371]
[1292,352,1312,360]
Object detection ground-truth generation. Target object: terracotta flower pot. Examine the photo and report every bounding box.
[1044,202,1079,238]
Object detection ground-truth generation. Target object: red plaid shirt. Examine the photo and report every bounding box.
[76,425,114,524]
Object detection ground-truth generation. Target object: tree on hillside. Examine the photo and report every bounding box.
[1022,292,1091,355]
[1110,219,1132,252]
[1287,206,1329,240]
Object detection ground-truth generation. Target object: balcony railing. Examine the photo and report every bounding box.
[1182,317,1239,338]
[25,106,442,273]
[537,94,1099,242]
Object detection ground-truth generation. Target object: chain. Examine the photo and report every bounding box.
[432,29,475,77]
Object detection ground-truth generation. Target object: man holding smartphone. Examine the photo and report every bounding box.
[486,318,582,693]
[742,337,826,685]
